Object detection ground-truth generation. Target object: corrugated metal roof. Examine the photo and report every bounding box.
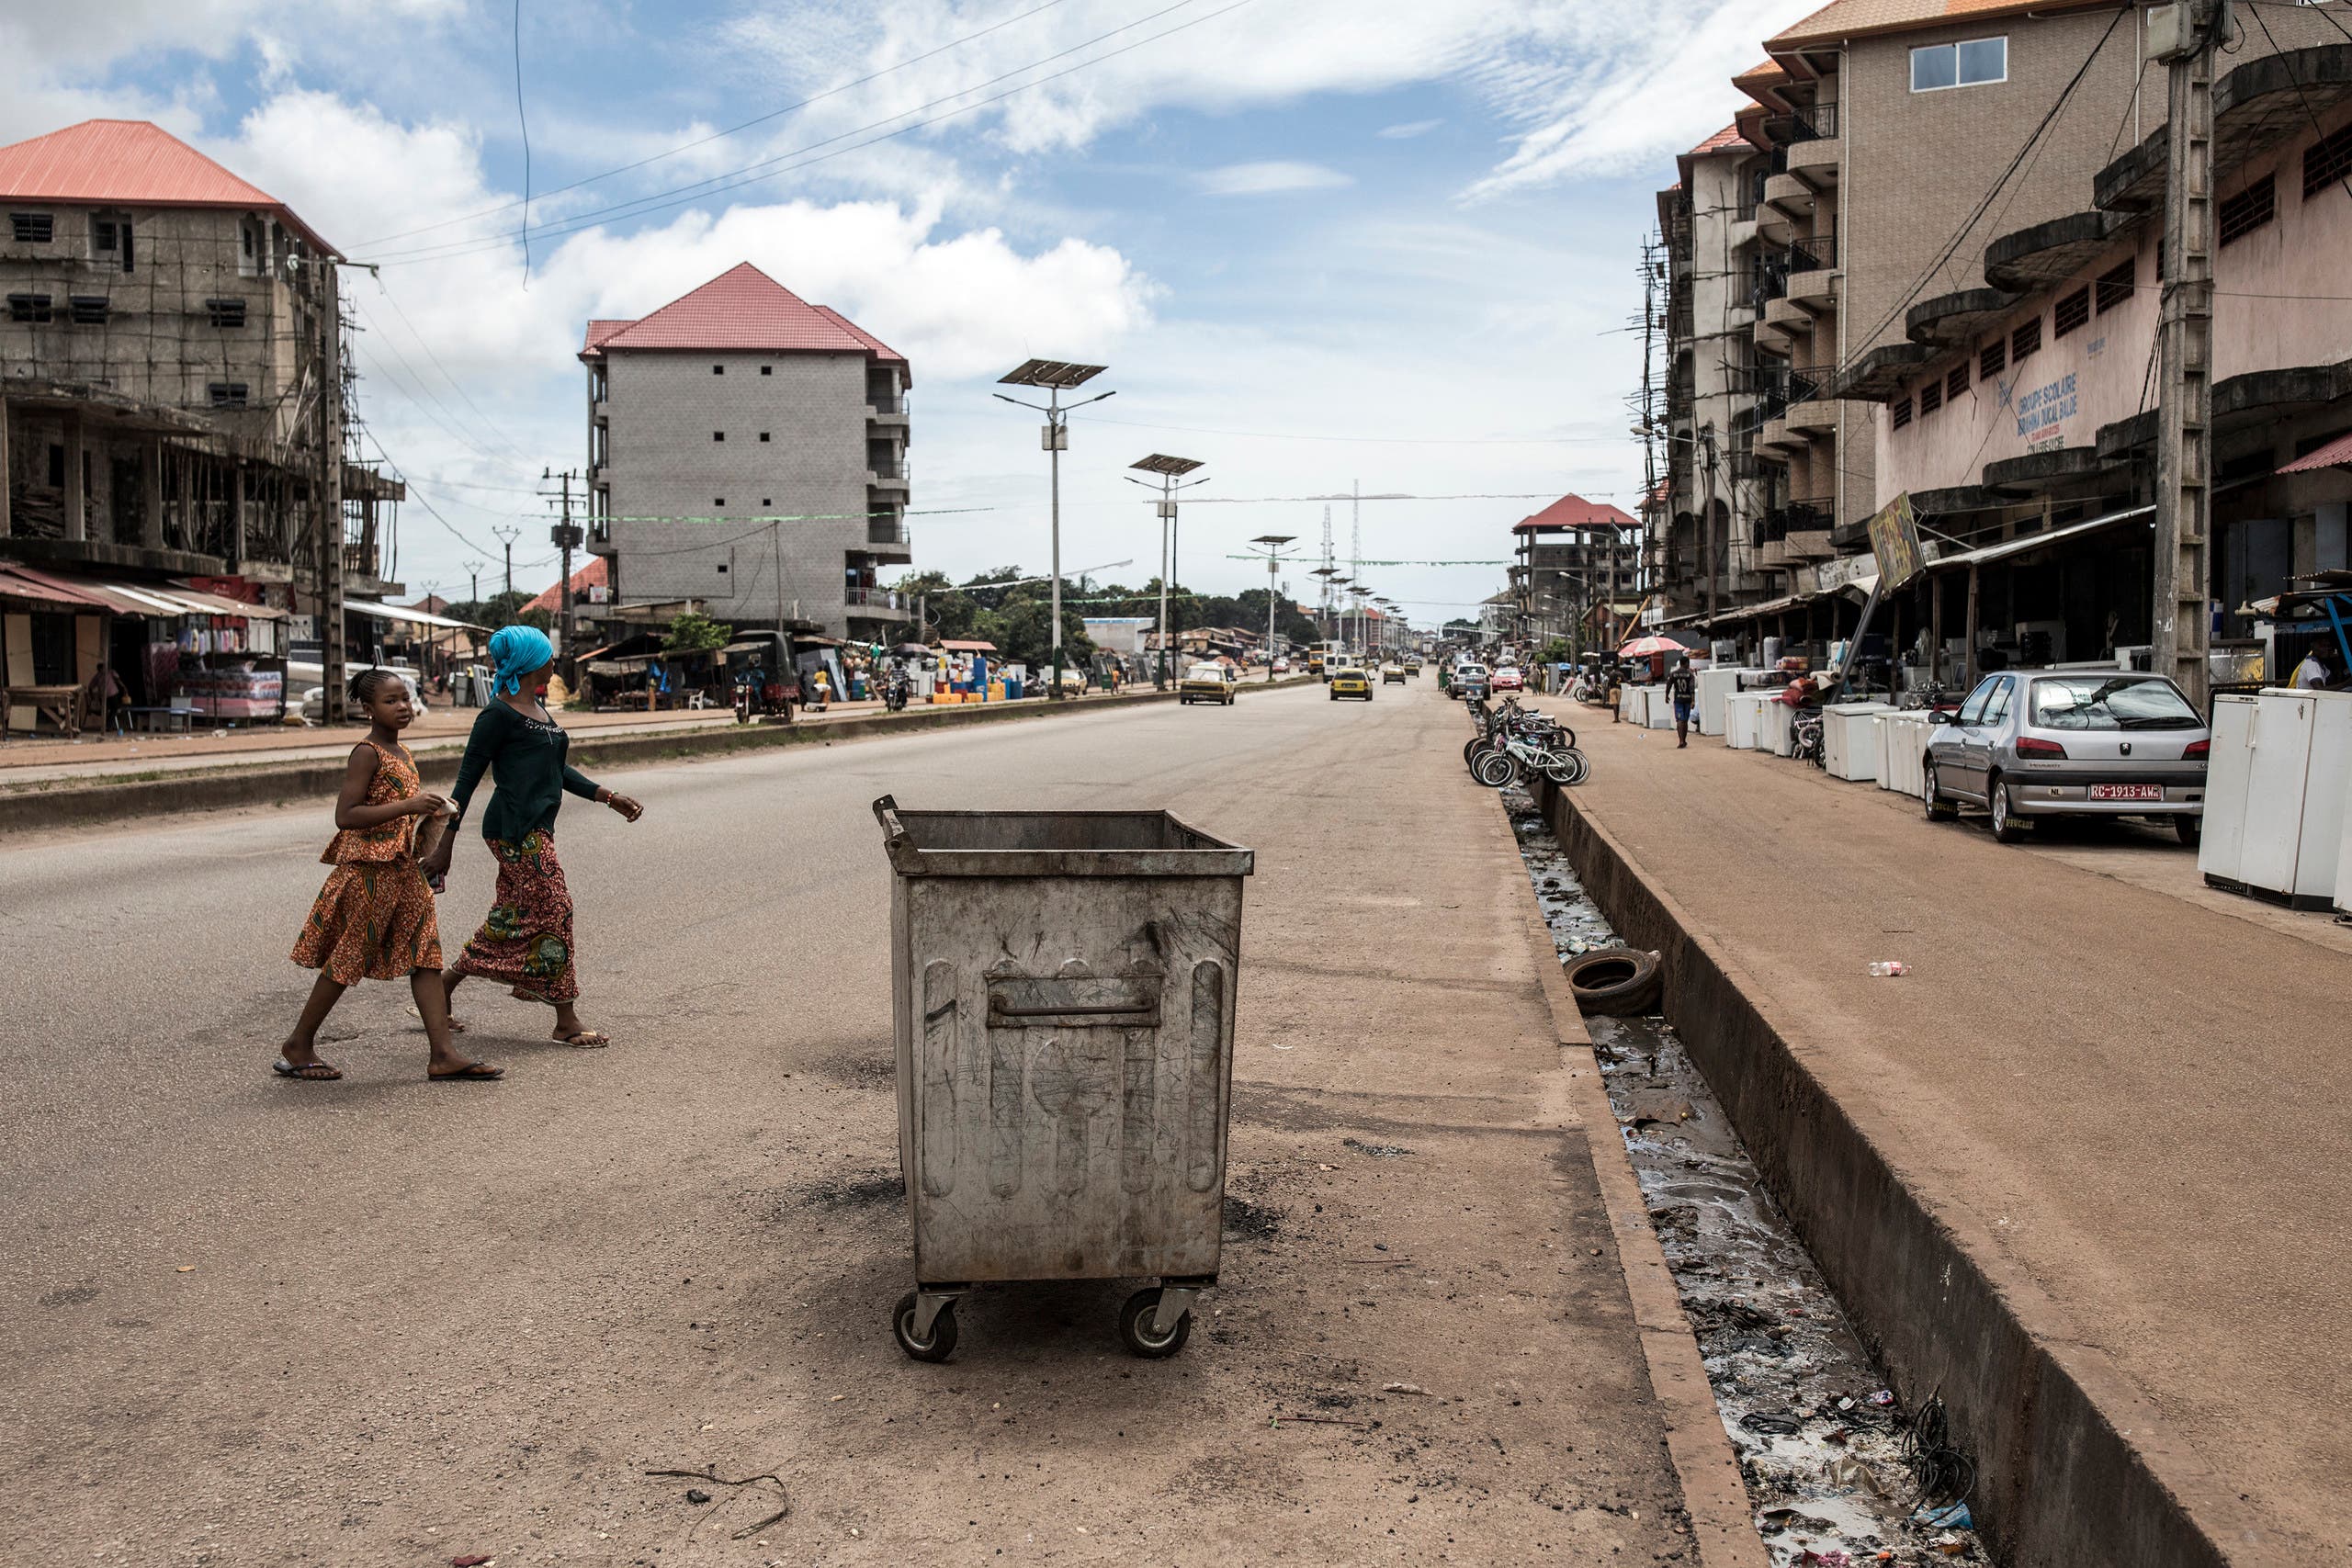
[2278,430,2352,474]
[1771,0,2119,50]
[1513,493,1641,533]
[0,119,334,255]
[588,263,908,372]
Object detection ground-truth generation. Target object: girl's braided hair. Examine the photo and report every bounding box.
[347,667,404,705]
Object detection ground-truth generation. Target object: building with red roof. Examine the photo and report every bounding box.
[581,264,912,644]
[1506,494,1643,648]
[0,119,405,727]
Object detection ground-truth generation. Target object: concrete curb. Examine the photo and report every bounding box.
[1503,840,1768,1567]
[1531,774,2258,1568]
[0,678,1318,837]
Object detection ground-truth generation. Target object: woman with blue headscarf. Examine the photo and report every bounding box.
[422,626,644,1047]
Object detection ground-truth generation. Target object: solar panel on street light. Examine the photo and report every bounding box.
[1001,359,1107,389]
[1131,454,1203,476]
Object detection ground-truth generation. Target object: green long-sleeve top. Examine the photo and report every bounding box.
[447,701,604,844]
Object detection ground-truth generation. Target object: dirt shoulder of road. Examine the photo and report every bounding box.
[1537,705,2352,1564]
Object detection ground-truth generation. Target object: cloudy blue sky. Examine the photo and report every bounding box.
[4,0,1815,622]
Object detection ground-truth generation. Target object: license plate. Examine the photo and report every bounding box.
[2090,784,2162,801]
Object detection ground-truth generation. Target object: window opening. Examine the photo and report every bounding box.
[9,212,52,244]
[1980,337,2007,379]
[1912,37,2006,92]
[2219,175,2276,246]
[2011,316,2041,361]
[2305,119,2352,199]
[6,292,51,323]
[205,298,246,329]
[1947,362,1970,400]
[1919,378,1943,415]
[2053,287,2090,337]
[1892,395,1914,430]
[2094,260,2135,313]
[68,295,108,325]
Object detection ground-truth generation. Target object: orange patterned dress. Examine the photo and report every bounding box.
[290,738,444,984]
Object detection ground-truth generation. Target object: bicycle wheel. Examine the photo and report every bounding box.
[1472,748,1521,788]
[1547,747,1589,786]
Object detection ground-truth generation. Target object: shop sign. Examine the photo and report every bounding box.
[1865,493,1927,589]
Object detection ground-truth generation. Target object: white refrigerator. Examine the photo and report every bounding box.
[2199,690,2352,908]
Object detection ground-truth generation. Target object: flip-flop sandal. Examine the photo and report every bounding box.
[551,1030,610,1049]
[272,1056,343,1081]
[428,1062,504,1082]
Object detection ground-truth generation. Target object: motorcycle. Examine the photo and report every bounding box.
[884,673,912,713]
[732,668,797,725]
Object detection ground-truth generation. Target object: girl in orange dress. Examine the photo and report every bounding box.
[277,670,502,1083]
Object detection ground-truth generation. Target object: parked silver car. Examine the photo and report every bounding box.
[1922,671,2209,844]
[1453,661,1490,701]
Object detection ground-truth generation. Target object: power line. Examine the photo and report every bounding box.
[1069,411,1626,446]
[367,0,1250,267]
[356,0,1080,248]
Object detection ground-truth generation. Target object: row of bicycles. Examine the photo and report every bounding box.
[1463,695,1589,787]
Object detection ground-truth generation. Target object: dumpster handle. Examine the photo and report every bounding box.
[988,998,1159,1020]
[874,795,919,870]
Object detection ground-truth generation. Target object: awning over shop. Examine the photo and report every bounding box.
[0,566,112,611]
[938,638,997,652]
[346,599,484,631]
[0,565,287,619]
[1924,504,2153,572]
[2278,430,2352,474]
[1709,592,1816,625]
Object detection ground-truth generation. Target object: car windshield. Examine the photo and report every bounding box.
[1186,666,1221,680]
[2030,676,2201,729]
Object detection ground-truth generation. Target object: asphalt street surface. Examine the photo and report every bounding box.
[1,680,1696,1566]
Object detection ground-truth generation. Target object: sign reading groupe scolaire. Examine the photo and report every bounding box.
[2016,370,2077,449]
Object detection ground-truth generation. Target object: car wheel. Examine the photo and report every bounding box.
[2175,814,2202,847]
[1989,774,2028,842]
[1924,761,1959,821]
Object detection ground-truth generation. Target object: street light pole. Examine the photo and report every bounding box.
[1128,455,1205,689]
[492,523,521,599]
[1249,535,1297,681]
[998,360,1113,699]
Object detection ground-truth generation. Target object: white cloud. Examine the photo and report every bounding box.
[1462,0,1818,197]
[1378,118,1444,140]
[1195,160,1352,197]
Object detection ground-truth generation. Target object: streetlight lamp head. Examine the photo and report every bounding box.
[1001,359,1107,389]
[1131,454,1203,476]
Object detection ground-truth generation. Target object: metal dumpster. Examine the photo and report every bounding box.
[871,795,1254,1362]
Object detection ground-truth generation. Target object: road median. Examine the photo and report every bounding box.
[0,678,1315,836]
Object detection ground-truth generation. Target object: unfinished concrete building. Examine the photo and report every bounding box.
[0,119,402,609]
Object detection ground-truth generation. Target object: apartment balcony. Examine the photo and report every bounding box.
[1758,293,1813,349]
[1785,529,1835,561]
[866,465,910,497]
[1784,393,1838,435]
[1762,171,1816,225]
[587,513,616,557]
[866,515,913,562]
[843,585,910,620]
[867,393,910,428]
[1784,233,1838,307]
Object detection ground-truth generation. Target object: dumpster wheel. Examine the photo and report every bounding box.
[893,1290,960,1363]
[1119,1287,1194,1359]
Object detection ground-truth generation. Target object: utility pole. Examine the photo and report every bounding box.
[464,558,484,604]
[543,468,584,677]
[312,255,347,724]
[1128,455,1204,689]
[1698,427,1721,630]
[998,360,1112,698]
[1249,535,1296,680]
[1350,480,1361,656]
[492,523,521,599]
[2152,0,2224,709]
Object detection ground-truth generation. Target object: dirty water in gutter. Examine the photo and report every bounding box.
[1504,789,1987,1568]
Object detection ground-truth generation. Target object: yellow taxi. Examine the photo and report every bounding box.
[1180,661,1236,705]
[1328,665,1374,702]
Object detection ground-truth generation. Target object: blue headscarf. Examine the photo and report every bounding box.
[488,625,555,696]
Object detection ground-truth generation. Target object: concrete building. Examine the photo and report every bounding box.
[1657,128,1780,621]
[1506,492,1642,647]
[0,118,402,594]
[1861,39,2352,684]
[582,263,912,644]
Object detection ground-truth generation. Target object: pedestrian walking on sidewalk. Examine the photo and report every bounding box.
[1668,655,1698,748]
[422,626,644,1051]
[277,670,497,1083]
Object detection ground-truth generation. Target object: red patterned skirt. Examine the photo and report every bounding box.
[453,829,579,1003]
[292,859,444,985]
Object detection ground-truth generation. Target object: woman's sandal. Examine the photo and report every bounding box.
[272,1056,342,1081]
[551,1029,610,1049]
[405,1006,468,1034]
[427,1061,504,1081]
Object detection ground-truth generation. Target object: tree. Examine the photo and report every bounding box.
[662,610,734,654]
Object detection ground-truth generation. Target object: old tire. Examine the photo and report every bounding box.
[1119,1288,1192,1359]
[893,1292,958,1362]
[1924,761,1959,821]
[1989,775,2027,842]
[1565,948,1663,1017]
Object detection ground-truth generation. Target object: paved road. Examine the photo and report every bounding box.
[0,680,1697,1566]
[1543,704,2352,1561]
